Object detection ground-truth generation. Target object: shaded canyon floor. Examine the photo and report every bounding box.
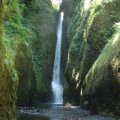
[16,105,117,120]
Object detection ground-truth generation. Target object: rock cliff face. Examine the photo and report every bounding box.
[63,0,120,115]
[15,42,35,106]
[0,0,30,119]
[61,0,78,24]
[82,24,120,115]
[0,0,56,119]
[29,0,56,102]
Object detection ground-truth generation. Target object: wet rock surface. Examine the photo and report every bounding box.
[16,106,117,120]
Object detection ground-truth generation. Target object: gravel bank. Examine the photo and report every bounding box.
[17,106,118,120]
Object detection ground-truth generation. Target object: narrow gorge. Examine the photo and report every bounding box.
[0,0,120,120]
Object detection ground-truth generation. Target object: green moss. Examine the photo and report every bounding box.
[81,25,120,115]
[15,42,35,106]
[0,1,18,119]
[0,0,35,119]
[27,0,56,101]
[61,0,79,24]
[64,0,120,107]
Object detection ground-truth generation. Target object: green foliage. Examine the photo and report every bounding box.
[29,0,56,101]
[3,0,32,43]
[64,0,120,109]
[81,24,120,115]
[4,21,29,36]
[0,0,35,119]
[12,68,18,82]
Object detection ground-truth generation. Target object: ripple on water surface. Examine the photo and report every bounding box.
[17,114,50,120]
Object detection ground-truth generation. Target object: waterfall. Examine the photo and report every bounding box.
[51,12,64,104]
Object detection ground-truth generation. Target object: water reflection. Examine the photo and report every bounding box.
[17,113,62,120]
[17,113,50,120]
[51,118,61,120]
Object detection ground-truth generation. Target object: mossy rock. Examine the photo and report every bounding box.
[81,24,120,116]
[29,0,56,102]
[15,42,36,106]
[0,0,34,119]
[64,0,120,106]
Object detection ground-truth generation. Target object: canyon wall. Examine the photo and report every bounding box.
[63,0,120,115]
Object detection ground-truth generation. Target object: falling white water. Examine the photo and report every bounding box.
[51,12,64,104]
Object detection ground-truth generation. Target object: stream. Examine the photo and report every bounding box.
[16,105,117,120]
